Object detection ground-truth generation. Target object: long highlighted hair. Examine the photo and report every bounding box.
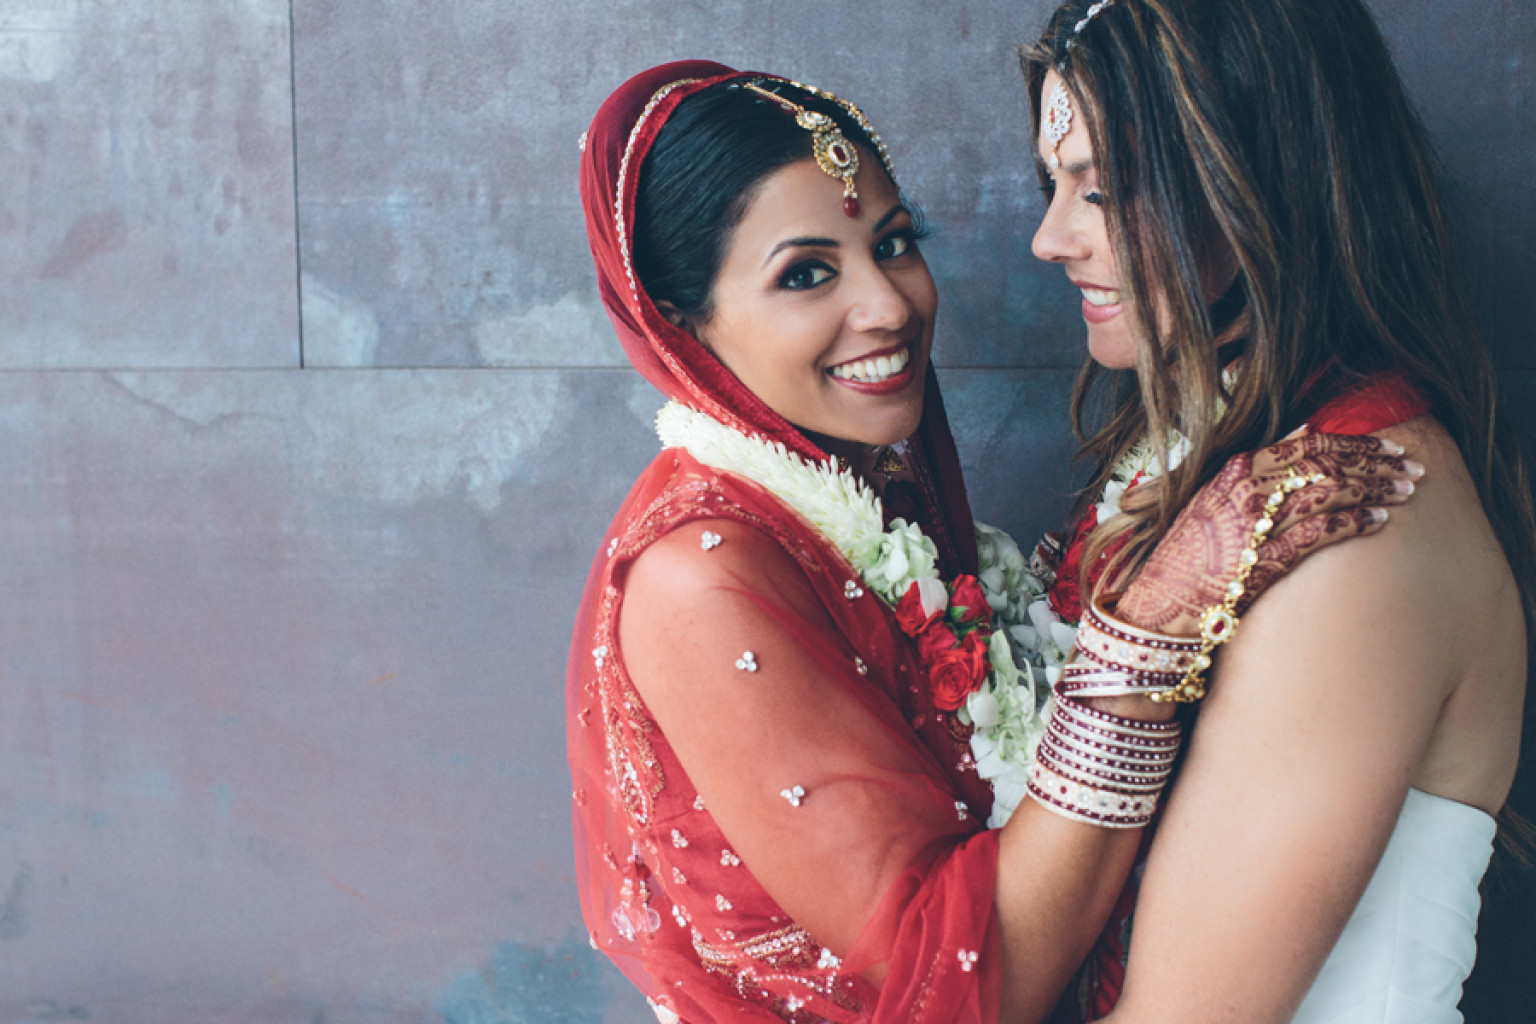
[1021,0,1536,647]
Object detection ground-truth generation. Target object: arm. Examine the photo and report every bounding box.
[1102,429,1483,1023]
[621,520,1146,1022]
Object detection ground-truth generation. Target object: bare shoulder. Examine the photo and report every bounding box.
[1218,416,1525,809]
[1241,417,1514,665]
[1123,418,1526,1020]
[1366,416,1518,612]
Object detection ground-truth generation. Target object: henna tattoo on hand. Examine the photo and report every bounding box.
[1115,436,1398,634]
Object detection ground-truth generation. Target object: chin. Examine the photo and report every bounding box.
[1086,325,1139,370]
[863,416,923,447]
[864,385,929,446]
[814,395,926,450]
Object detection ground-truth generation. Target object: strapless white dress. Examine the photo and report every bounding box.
[1290,788,1497,1023]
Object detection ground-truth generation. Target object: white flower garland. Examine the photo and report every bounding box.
[656,402,941,600]
[655,401,1051,825]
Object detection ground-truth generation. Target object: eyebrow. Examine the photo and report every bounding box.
[872,204,906,234]
[763,236,837,267]
[760,204,911,268]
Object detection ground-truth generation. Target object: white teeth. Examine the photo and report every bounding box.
[831,346,910,383]
[1081,286,1122,307]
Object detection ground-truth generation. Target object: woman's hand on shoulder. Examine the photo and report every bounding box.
[1116,433,1420,634]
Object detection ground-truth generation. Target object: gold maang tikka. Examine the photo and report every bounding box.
[742,80,874,217]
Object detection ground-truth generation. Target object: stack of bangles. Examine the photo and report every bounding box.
[1026,468,1322,828]
[1024,600,1197,827]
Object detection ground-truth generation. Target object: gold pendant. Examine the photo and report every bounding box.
[873,446,906,475]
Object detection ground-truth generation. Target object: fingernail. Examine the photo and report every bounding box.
[1370,507,1390,524]
[1403,460,1425,478]
[1380,440,1406,456]
[1393,479,1416,495]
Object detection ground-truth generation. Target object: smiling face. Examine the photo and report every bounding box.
[1030,69,1140,370]
[675,153,936,448]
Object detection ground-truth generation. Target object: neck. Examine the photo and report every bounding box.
[804,430,871,472]
[802,430,918,506]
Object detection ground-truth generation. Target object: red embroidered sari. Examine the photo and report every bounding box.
[568,62,1002,1022]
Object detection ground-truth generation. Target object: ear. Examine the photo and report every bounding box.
[654,300,694,335]
[656,300,716,353]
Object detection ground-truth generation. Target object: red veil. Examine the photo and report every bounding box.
[568,62,1003,1021]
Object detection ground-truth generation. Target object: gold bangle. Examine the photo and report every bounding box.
[1149,469,1324,703]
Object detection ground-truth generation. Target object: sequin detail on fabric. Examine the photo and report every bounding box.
[692,925,862,1017]
[594,587,665,827]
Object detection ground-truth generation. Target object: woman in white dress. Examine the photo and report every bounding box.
[1019,1,1533,1020]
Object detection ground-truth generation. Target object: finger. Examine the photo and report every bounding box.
[1286,451,1422,483]
[1250,433,1404,476]
[1270,476,1411,526]
[1239,507,1388,612]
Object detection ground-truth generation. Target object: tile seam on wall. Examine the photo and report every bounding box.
[288,0,306,369]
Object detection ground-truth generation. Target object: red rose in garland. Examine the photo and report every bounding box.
[913,619,959,664]
[948,574,990,626]
[893,578,947,635]
[929,628,991,711]
[1047,513,1094,623]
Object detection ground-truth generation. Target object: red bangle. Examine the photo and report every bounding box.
[1027,691,1181,828]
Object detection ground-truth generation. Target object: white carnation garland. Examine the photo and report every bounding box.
[656,401,1053,826]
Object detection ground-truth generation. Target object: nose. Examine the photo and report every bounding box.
[843,261,915,335]
[1031,190,1089,265]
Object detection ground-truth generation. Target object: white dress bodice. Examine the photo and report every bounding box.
[1290,788,1497,1023]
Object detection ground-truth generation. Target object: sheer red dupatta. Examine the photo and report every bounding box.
[568,62,1002,1022]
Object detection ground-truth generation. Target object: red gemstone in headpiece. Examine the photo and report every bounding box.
[843,196,860,218]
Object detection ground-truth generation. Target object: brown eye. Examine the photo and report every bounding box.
[875,233,913,261]
[781,262,835,291]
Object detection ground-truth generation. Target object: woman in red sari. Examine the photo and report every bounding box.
[568,61,1413,1022]
[1020,1,1534,1019]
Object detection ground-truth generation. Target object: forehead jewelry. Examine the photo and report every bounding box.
[1068,0,1117,45]
[1049,1,1117,167]
[1044,81,1073,169]
[742,80,882,218]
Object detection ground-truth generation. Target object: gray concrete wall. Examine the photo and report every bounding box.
[0,1,1530,1021]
